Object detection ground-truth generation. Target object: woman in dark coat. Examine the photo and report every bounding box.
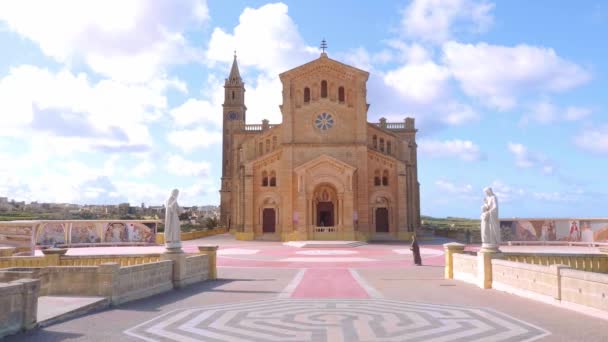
[411,235,422,266]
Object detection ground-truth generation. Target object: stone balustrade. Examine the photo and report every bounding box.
[59,254,161,267]
[452,253,477,285]
[446,243,608,315]
[155,227,227,244]
[0,249,163,269]
[504,253,608,273]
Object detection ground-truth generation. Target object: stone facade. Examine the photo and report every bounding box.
[220,52,421,241]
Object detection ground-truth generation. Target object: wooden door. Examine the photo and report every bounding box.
[262,208,276,233]
[375,208,389,232]
[316,202,334,226]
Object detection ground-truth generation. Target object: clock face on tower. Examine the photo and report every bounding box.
[228,111,238,120]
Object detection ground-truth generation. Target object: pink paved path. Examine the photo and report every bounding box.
[290,269,369,298]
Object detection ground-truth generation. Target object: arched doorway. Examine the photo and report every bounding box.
[312,184,338,228]
[375,208,389,232]
[317,202,334,226]
[262,208,276,233]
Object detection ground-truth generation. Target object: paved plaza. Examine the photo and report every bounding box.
[8,234,608,341]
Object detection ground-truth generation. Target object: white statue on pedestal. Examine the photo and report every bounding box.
[480,187,500,250]
[164,189,183,250]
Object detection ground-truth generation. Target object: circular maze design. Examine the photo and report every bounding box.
[125,299,549,342]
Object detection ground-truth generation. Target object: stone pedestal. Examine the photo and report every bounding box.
[198,246,219,280]
[160,252,188,288]
[164,241,183,254]
[41,248,67,266]
[443,242,465,279]
[477,249,503,289]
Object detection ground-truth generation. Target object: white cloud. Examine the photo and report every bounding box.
[206,3,317,75]
[419,139,483,161]
[521,100,593,125]
[443,42,591,109]
[442,102,480,125]
[246,74,284,124]
[384,61,450,105]
[507,142,555,174]
[0,0,208,82]
[401,0,494,43]
[167,127,222,153]
[488,180,525,203]
[166,155,210,177]
[564,106,592,121]
[574,125,608,154]
[0,65,164,152]
[435,180,473,194]
[170,98,222,127]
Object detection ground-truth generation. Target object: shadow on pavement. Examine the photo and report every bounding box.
[4,330,84,342]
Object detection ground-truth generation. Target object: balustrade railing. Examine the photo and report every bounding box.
[243,124,279,132]
[314,226,337,233]
[372,122,407,130]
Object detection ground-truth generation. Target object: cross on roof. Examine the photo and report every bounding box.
[320,39,327,53]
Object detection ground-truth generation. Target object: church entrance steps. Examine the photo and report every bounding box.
[283,241,367,248]
[258,233,281,241]
[37,296,109,327]
[370,233,398,241]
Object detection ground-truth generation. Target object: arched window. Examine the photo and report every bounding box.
[262,171,268,187]
[387,141,392,155]
[321,80,328,98]
[304,87,310,103]
[265,139,270,153]
[269,171,276,187]
[372,135,377,149]
[379,138,385,152]
[374,170,381,186]
[382,170,389,186]
[338,86,345,102]
[232,91,235,100]
[272,136,277,150]
[259,142,263,155]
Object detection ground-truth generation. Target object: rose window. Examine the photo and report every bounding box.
[315,112,334,131]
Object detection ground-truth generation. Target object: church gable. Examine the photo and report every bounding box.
[294,154,356,176]
[280,54,369,82]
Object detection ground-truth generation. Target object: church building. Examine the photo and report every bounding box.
[219,49,420,241]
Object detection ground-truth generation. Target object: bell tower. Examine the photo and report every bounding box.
[220,53,246,228]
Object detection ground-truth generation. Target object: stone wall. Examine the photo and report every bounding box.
[452,253,477,285]
[491,259,560,300]
[0,279,39,338]
[182,254,209,287]
[45,266,100,296]
[113,261,173,305]
[446,243,608,316]
[561,268,608,312]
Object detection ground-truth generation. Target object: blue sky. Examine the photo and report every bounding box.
[0,0,606,219]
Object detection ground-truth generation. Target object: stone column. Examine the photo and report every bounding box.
[15,278,39,330]
[443,243,465,279]
[97,262,119,300]
[160,252,188,289]
[41,248,68,266]
[477,249,503,289]
[198,246,219,280]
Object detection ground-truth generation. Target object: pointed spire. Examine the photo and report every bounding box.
[226,51,243,86]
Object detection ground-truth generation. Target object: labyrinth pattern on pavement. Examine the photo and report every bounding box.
[125,299,549,342]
